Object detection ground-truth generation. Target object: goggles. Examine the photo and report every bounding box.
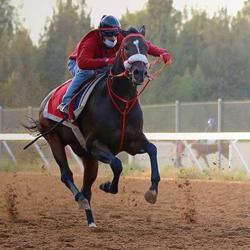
[99,27,120,37]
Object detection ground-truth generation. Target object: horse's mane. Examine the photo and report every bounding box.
[121,26,143,37]
[126,26,140,34]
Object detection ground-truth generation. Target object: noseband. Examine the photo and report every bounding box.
[120,33,149,71]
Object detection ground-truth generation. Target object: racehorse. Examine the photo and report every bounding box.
[26,26,160,227]
[190,141,229,167]
[172,140,229,168]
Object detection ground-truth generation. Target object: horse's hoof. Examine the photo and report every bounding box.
[77,194,91,210]
[99,182,118,194]
[144,190,157,204]
[99,182,111,193]
[88,222,97,228]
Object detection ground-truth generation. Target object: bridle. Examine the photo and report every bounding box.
[106,33,167,152]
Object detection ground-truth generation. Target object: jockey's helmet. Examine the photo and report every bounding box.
[98,15,121,37]
[207,117,216,128]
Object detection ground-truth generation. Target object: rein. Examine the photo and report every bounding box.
[107,58,168,153]
[148,55,171,80]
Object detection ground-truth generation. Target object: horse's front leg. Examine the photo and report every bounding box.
[80,157,99,202]
[91,140,122,194]
[142,139,160,204]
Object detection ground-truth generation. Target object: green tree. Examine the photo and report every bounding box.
[2,0,250,106]
[38,0,91,90]
[1,29,43,107]
[0,0,18,83]
[176,10,208,75]
[229,0,250,98]
[166,69,193,102]
[192,65,212,101]
[122,0,182,104]
[0,0,17,37]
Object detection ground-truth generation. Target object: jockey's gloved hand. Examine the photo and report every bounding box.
[105,57,115,66]
[161,52,173,65]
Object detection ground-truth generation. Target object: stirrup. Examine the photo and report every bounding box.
[57,103,69,115]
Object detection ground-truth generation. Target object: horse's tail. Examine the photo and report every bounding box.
[23,117,41,133]
[23,115,68,150]
[23,117,44,150]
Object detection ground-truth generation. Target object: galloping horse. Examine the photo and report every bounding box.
[29,27,160,227]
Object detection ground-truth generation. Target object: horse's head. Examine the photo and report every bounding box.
[117,26,149,85]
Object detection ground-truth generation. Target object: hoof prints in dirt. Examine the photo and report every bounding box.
[177,179,197,223]
[4,184,19,221]
[1,173,250,249]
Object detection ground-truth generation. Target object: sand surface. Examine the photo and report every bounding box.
[0,171,250,249]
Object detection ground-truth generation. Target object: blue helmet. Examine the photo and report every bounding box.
[207,117,216,128]
[98,15,121,37]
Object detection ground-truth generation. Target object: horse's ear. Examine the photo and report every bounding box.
[139,25,146,36]
[120,29,130,37]
[121,26,140,36]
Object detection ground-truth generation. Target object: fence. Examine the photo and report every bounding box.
[142,99,250,132]
[2,99,250,133]
[1,99,250,172]
[1,132,250,175]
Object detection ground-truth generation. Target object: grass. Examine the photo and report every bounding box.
[161,165,250,182]
[0,159,47,172]
[121,164,250,182]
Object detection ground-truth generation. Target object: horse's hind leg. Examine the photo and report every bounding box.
[91,140,122,194]
[222,143,229,159]
[202,155,210,168]
[46,134,96,226]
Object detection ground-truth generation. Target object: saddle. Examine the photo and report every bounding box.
[43,72,107,124]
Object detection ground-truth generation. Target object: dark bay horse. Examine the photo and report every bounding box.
[29,27,160,227]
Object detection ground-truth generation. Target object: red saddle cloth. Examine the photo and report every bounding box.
[46,79,76,121]
[44,72,104,122]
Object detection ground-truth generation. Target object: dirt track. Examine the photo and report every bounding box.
[1,171,250,250]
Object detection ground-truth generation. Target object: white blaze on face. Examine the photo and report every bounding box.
[123,38,149,70]
[133,39,141,54]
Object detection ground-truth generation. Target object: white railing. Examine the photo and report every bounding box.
[146,132,250,141]
[2,132,250,141]
[1,133,250,174]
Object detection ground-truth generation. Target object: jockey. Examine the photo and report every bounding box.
[58,15,173,115]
